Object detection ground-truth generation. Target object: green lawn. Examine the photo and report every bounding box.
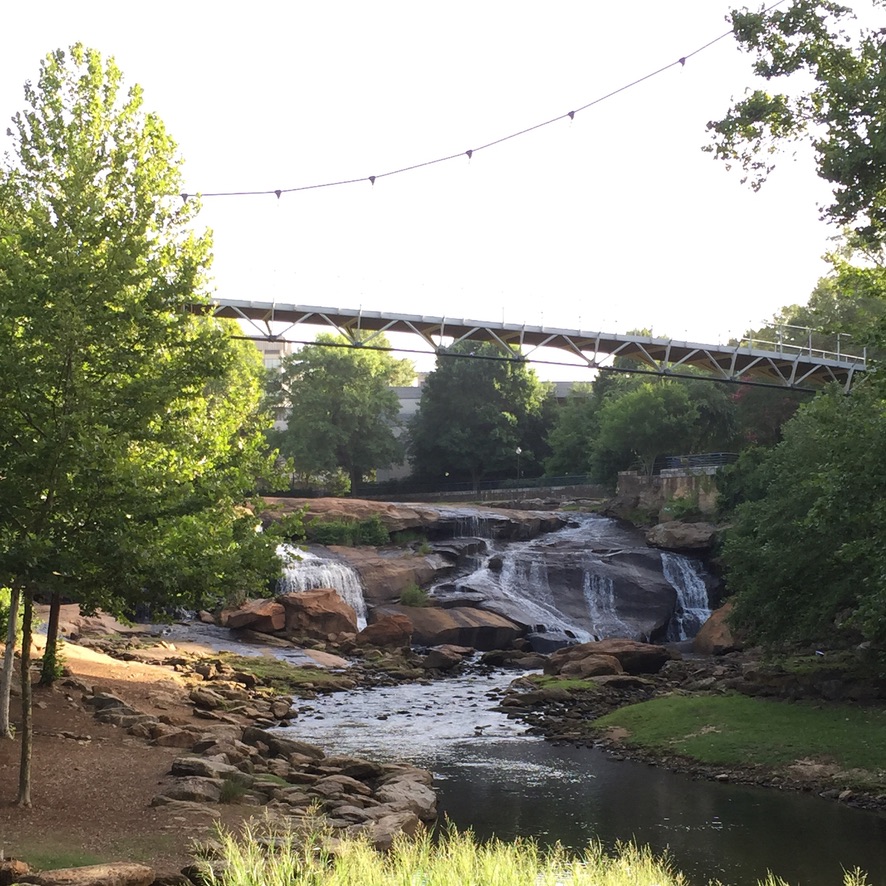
[594,693,886,787]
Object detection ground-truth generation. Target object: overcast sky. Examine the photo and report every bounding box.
[1,1,861,376]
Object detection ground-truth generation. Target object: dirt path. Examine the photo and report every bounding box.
[0,638,251,877]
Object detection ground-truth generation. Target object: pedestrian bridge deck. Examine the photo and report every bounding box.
[207,299,867,391]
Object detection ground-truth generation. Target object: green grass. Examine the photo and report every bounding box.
[196,823,689,886]
[194,822,873,886]
[524,674,602,693]
[594,693,886,784]
[217,654,354,695]
[14,848,104,870]
[772,649,886,681]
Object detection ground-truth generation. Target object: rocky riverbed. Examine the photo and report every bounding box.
[496,641,886,813]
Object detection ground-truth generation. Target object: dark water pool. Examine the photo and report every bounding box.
[280,671,886,886]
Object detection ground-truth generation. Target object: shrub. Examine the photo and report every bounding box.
[305,515,390,547]
[219,778,249,804]
[399,583,429,607]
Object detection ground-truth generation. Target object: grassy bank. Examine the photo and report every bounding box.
[593,693,886,791]
[195,823,872,886]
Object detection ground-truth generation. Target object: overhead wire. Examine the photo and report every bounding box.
[182,2,786,202]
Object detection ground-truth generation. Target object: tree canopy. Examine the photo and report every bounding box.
[0,46,290,802]
[708,0,886,246]
[544,372,740,484]
[267,335,414,493]
[0,44,282,615]
[408,343,555,488]
[723,383,886,648]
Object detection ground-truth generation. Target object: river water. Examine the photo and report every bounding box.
[280,669,886,886]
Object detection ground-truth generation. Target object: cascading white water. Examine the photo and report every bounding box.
[582,571,633,640]
[661,551,711,641]
[278,545,368,628]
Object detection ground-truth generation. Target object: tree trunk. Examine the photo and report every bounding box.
[17,592,33,807]
[0,586,20,739]
[39,590,62,686]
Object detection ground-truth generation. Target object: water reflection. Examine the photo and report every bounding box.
[280,671,886,886]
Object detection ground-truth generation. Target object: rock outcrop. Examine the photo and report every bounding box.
[355,614,414,647]
[545,638,678,676]
[219,589,358,642]
[692,602,740,655]
[369,604,523,651]
[15,862,155,886]
[261,497,567,542]
[277,588,358,639]
[646,521,718,553]
[262,497,442,537]
[328,546,453,605]
[221,598,285,632]
[152,726,437,849]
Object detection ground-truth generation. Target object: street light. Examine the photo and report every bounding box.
[516,447,522,481]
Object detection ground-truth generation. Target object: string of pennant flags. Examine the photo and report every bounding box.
[180,1,786,202]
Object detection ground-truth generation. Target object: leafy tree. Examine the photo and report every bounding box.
[591,381,700,477]
[543,383,596,475]
[267,335,414,493]
[0,46,288,805]
[730,383,804,447]
[723,383,886,649]
[408,342,555,488]
[707,0,886,246]
[743,241,886,360]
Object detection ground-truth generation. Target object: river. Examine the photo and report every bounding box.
[278,668,886,886]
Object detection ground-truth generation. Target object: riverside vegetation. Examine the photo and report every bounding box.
[196,822,873,886]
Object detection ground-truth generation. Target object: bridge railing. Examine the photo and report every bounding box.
[653,452,739,474]
[738,334,867,366]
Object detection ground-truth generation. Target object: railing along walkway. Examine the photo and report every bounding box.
[205,300,867,391]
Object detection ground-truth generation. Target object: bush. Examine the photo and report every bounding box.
[305,516,390,547]
[399,583,429,607]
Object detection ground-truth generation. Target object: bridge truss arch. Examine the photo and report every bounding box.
[204,299,867,392]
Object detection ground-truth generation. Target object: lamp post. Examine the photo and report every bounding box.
[515,447,522,482]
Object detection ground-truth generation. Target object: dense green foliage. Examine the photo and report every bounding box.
[408,342,555,487]
[703,3,886,652]
[304,515,390,547]
[723,383,886,647]
[544,373,741,483]
[595,693,886,786]
[0,46,286,621]
[267,335,413,493]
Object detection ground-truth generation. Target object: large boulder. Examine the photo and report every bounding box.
[420,644,472,670]
[329,546,452,605]
[262,497,441,535]
[646,521,718,553]
[546,638,676,676]
[277,588,358,639]
[15,863,155,886]
[693,602,740,655]
[371,605,522,651]
[241,726,326,760]
[221,598,286,632]
[355,614,414,647]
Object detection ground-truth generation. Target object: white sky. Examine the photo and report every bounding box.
[0,1,859,378]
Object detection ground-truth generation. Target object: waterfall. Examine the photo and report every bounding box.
[278,545,368,628]
[661,552,711,641]
[582,571,633,640]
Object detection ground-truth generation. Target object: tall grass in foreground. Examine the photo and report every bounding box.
[194,822,872,886]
